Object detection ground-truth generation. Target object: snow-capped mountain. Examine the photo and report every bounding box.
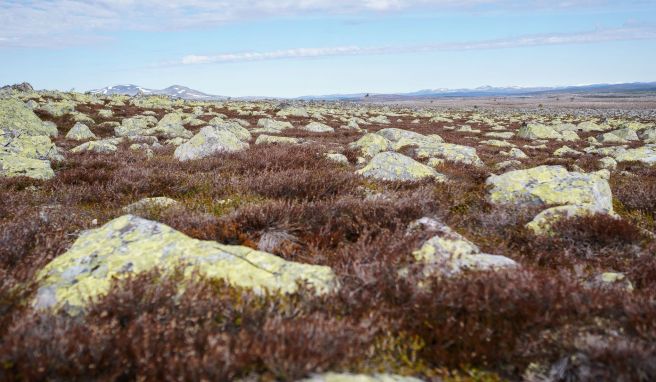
[90,84,226,100]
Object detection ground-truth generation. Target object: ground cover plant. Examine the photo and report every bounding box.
[1,88,656,381]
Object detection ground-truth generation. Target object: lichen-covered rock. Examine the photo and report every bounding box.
[502,148,528,159]
[560,131,580,142]
[596,132,627,144]
[613,146,656,165]
[375,128,443,150]
[349,133,393,158]
[526,205,596,235]
[368,115,391,124]
[122,197,180,213]
[407,217,517,277]
[518,123,562,140]
[276,106,309,118]
[70,139,121,154]
[553,146,582,157]
[210,120,251,141]
[300,373,423,382]
[115,115,158,137]
[1,133,59,160]
[174,126,248,161]
[356,152,446,182]
[254,118,293,133]
[609,128,639,141]
[577,121,608,132]
[255,135,302,145]
[38,99,76,117]
[325,153,349,164]
[486,165,613,213]
[0,154,54,180]
[145,113,193,139]
[98,109,113,118]
[65,122,96,141]
[413,142,484,166]
[0,98,57,136]
[302,121,334,133]
[34,215,338,312]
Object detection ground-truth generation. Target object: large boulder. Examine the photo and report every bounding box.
[413,142,484,166]
[517,123,561,140]
[487,165,614,234]
[210,120,251,141]
[34,215,338,312]
[407,217,517,277]
[0,154,54,180]
[348,133,393,158]
[375,128,443,150]
[356,152,446,182]
[302,121,334,133]
[0,98,57,136]
[114,115,158,137]
[144,113,193,139]
[486,165,613,212]
[174,126,248,161]
[254,118,293,133]
[65,122,97,141]
[1,133,59,160]
[613,145,656,166]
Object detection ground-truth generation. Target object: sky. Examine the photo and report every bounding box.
[1,0,655,97]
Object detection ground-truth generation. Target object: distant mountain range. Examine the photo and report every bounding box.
[298,82,656,100]
[89,82,656,101]
[89,84,227,100]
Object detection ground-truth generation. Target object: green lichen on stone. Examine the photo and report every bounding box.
[35,215,338,312]
[349,133,393,158]
[0,98,57,136]
[356,152,446,182]
[174,126,248,161]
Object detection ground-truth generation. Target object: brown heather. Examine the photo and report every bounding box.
[1,102,656,381]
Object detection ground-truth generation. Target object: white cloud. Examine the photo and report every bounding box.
[0,0,638,47]
[176,26,656,65]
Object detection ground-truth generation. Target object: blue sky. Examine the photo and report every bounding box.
[1,1,655,97]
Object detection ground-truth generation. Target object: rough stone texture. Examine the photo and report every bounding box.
[375,128,443,150]
[70,139,121,154]
[145,113,193,139]
[0,98,57,137]
[302,121,334,133]
[35,215,338,312]
[349,133,393,158]
[210,120,252,141]
[254,118,293,133]
[613,146,656,165]
[408,218,517,277]
[486,165,613,213]
[115,115,158,137]
[255,135,302,145]
[174,126,248,161]
[65,122,97,141]
[122,197,180,213]
[356,152,446,182]
[0,154,54,180]
[413,142,484,166]
[518,123,562,140]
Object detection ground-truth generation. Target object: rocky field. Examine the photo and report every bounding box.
[1,84,656,381]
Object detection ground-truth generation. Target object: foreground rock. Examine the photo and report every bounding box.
[174,126,248,161]
[35,215,338,312]
[406,217,517,277]
[0,98,58,136]
[356,152,446,182]
[0,131,59,179]
[486,165,614,234]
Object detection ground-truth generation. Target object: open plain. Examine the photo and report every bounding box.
[2,85,656,381]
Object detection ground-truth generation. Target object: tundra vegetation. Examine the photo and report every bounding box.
[1,84,656,381]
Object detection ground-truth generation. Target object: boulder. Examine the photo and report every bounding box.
[356,152,446,182]
[255,135,302,145]
[302,121,334,133]
[65,122,96,141]
[407,217,517,277]
[0,154,54,180]
[486,165,613,213]
[518,123,561,140]
[115,115,158,137]
[70,138,122,154]
[349,133,393,158]
[34,215,338,312]
[375,128,443,150]
[0,98,57,136]
[174,126,248,161]
[145,113,193,139]
[254,118,293,133]
[413,143,484,166]
[613,146,656,166]
[122,197,180,214]
[210,120,251,141]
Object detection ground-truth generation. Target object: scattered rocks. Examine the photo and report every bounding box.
[35,215,338,312]
[356,152,446,182]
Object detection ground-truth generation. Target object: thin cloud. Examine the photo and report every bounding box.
[0,0,640,47]
[176,26,656,65]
